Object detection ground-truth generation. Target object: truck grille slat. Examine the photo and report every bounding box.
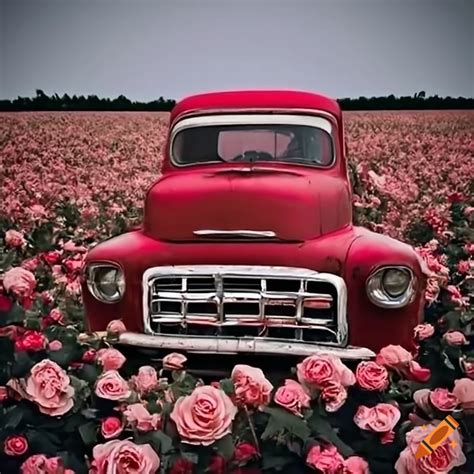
[145,265,347,346]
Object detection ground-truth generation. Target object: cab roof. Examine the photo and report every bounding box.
[170,90,342,124]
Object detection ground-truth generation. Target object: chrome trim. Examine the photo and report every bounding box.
[169,113,335,169]
[193,229,277,239]
[116,332,375,359]
[142,265,348,346]
[366,266,416,309]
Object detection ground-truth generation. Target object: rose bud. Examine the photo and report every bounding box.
[106,319,127,334]
[234,442,258,464]
[163,352,187,371]
[82,348,97,363]
[0,386,9,402]
[443,331,468,346]
[4,435,28,456]
[48,340,63,351]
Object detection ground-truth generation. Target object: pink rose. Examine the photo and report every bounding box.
[343,456,370,474]
[3,267,36,298]
[452,378,474,411]
[43,251,62,266]
[91,439,160,474]
[25,359,74,416]
[170,385,237,445]
[48,308,65,325]
[82,349,97,363]
[429,388,459,412]
[443,330,468,346]
[4,435,28,456]
[124,403,161,432]
[20,454,69,474]
[21,257,40,272]
[408,360,431,382]
[375,345,412,371]
[48,340,63,351]
[231,364,273,409]
[460,358,474,379]
[5,230,26,249]
[306,444,344,474]
[131,365,158,395]
[321,381,348,412]
[274,379,310,417]
[96,348,126,371]
[163,352,187,371]
[413,323,435,341]
[297,354,355,392]
[355,361,389,391]
[101,416,123,439]
[354,403,401,442]
[106,319,127,334]
[413,388,433,415]
[95,370,131,401]
[395,424,466,474]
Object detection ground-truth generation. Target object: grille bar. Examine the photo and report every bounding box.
[143,265,348,346]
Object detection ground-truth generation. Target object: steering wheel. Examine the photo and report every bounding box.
[232,150,274,162]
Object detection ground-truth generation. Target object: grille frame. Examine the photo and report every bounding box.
[142,265,348,346]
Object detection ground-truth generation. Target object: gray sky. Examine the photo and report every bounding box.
[1,0,473,101]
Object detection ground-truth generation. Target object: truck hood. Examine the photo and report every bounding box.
[144,166,352,242]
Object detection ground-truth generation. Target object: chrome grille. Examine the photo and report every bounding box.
[143,265,347,345]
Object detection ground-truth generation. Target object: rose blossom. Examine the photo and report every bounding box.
[395,424,466,474]
[2,267,36,298]
[297,354,355,392]
[124,403,161,432]
[15,330,47,352]
[48,308,65,325]
[91,440,160,474]
[5,230,26,249]
[429,388,459,412]
[20,454,70,474]
[0,386,9,401]
[101,416,123,439]
[375,344,412,371]
[274,379,310,417]
[306,444,344,474]
[25,359,74,416]
[354,403,401,442]
[460,358,474,379]
[343,456,369,474]
[452,378,474,411]
[82,348,97,363]
[96,348,126,371]
[355,361,389,391]
[170,385,237,445]
[48,340,63,351]
[4,435,28,456]
[321,381,348,412]
[413,323,435,341]
[443,330,468,346]
[0,293,13,312]
[43,250,62,266]
[131,365,158,395]
[169,458,195,474]
[231,364,273,409]
[106,319,126,334]
[163,352,187,371]
[95,370,131,401]
[233,442,258,464]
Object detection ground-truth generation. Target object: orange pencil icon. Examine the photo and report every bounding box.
[416,415,459,459]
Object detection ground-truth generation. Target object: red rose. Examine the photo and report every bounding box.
[0,386,9,401]
[0,294,13,313]
[234,443,258,465]
[82,349,97,363]
[4,435,28,456]
[208,456,226,474]
[15,330,47,352]
[101,416,123,439]
[169,458,195,474]
[42,250,62,266]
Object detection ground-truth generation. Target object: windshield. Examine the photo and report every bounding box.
[171,115,334,167]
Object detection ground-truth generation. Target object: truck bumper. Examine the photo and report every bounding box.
[114,332,375,360]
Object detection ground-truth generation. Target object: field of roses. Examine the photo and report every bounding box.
[0,110,473,474]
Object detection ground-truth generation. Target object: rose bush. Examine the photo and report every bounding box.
[0,111,472,472]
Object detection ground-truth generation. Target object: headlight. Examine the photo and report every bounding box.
[86,264,125,303]
[366,266,415,308]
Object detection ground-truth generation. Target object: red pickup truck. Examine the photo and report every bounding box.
[82,90,425,368]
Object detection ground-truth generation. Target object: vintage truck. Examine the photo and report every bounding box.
[82,90,425,371]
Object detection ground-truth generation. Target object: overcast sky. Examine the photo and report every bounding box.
[1,0,473,101]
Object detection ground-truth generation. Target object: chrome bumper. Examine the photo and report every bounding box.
[115,332,375,360]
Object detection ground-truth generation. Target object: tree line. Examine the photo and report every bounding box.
[0,89,472,112]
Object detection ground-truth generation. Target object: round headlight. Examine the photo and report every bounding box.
[87,264,125,303]
[382,268,411,297]
[366,266,415,308]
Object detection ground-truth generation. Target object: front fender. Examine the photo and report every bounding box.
[344,227,425,351]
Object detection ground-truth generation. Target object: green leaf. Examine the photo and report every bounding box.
[219,378,235,396]
[214,434,234,461]
[262,407,310,442]
[0,249,16,272]
[4,405,25,429]
[12,351,35,377]
[307,410,354,458]
[0,301,25,326]
[79,421,98,446]
[136,430,173,455]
